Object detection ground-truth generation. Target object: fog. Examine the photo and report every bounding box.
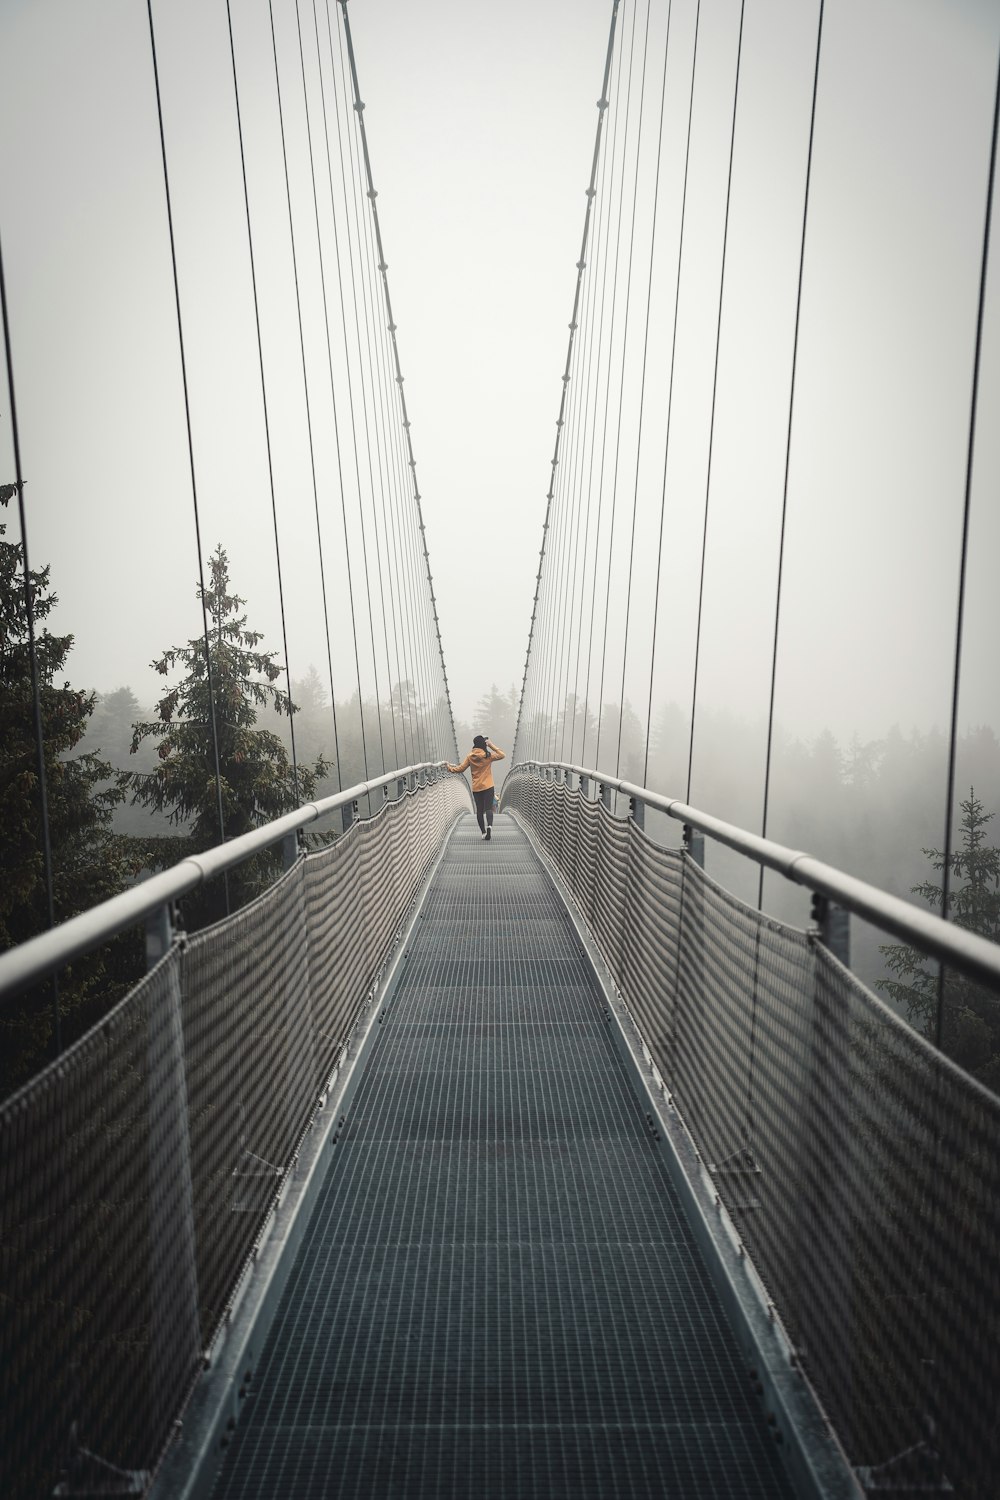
[513,0,1000,982]
[2,0,999,986]
[0,0,611,752]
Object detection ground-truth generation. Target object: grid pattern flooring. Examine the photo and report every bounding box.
[209,815,794,1498]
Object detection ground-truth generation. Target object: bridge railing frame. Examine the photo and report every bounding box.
[508,759,1000,991]
[0,761,462,1005]
[503,760,1000,1493]
[0,761,472,1500]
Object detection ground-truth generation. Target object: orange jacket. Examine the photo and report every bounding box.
[447,744,505,792]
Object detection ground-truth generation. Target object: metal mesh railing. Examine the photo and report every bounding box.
[0,774,466,1500]
[505,766,1000,1498]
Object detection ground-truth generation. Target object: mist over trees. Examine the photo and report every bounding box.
[278,664,443,798]
[880,793,1000,1092]
[119,547,327,926]
[3,497,999,1100]
[0,490,143,1092]
[521,692,1000,1009]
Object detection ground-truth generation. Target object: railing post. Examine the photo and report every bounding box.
[812,894,850,967]
[281,830,299,872]
[629,794,645,832]
[599,781,611,810]
[145,904,173,972]
[579,772,590,799]
[397,776,407,801]
[342,799,359,833]
[683,824,704,868]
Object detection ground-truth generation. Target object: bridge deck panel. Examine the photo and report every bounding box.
[209,816,793,1499]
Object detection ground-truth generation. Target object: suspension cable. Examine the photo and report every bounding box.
[937,35,1000,1050]
[351,99,409,765]
[337,0,457,759]
[682,0,747,803]
[312,0,371,780]
[341,32,400,771]
[630,0,677,789]
[644,0,704,788]
[145,0,229,898]
[607,0,655,780]
[0,237,60,1054]
[555,22,627,766]
[758,0,826,911]
[513,0,622,763]
[528,3,624,766]
[568,70,620,766]
[579,28,631,768]
[382,327,425,761]
[225,0,306,798]
[551,21,620,768]
[591,4,639,771]
[558,88,611,764]
[390,343,426,760]
[328,9,387,775]
[547,263,588,760]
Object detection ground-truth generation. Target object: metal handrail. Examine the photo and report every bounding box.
[510,760,1000,992]
[0,762,454,1002]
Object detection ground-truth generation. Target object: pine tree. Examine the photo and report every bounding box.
[120,546,327,925]
[879,791,1000,1091]
[0,488,142,1095]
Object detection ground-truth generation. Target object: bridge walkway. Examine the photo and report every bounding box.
[207,812,794,1499]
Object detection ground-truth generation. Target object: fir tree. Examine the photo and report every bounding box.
[879,791,1000,1091]
[0,488,142,1095]
[120,546,326,925]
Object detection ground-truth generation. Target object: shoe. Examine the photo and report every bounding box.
[481,831,488,840]
[486,827,492,841]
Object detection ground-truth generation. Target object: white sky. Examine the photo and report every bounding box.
[0,0,612,741]
[1,0,998,789]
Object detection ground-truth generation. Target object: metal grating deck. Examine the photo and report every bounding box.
[209,814,795,1498]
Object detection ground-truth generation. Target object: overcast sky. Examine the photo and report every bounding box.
[2,0,998,805]
[0,0,612,745]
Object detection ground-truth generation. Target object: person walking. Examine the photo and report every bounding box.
[447,735,505,841]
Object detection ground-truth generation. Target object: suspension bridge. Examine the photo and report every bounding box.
[2,2,999,1497]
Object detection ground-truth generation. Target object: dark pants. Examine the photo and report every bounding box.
[474,787,495,832]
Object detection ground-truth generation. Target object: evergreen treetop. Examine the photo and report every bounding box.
[120,546,327,921]
[879,790,1000,1091]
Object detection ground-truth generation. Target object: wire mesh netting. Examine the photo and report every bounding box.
[0,774,467,1500]
[505,767,1000,1498]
